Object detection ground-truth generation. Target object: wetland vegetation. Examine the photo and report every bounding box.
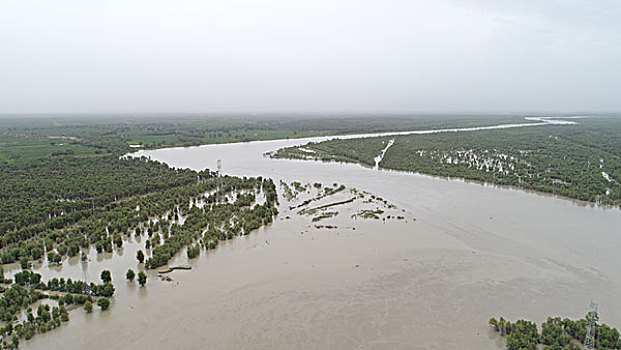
[280,179,408,229]
[273,117,621,207]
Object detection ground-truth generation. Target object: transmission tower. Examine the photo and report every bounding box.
[216,159,222,203]
[585,300,598,349]
[81,258,91,294]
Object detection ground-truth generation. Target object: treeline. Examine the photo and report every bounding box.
[0,114,529,157]
[0,163,217,264]
[381,123,621,206]
[12,271,115,298]
[0,150,278,272]
[274,118,621,207]
[489,314,621,350]
[0,172,277,270]
[0,155,198,237]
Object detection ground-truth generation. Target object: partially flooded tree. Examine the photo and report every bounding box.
[97,298,110,311]
[126,269,135,282]
[100,270,112,283]
[138,271,147,286]
[83,301,93,313]
[136,250,145,263]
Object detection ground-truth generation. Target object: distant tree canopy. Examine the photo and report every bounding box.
[274,118,621,207]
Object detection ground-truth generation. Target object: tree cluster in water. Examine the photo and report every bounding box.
[0,268,114,349]
[0,127,279,347]
[489,313,621,350]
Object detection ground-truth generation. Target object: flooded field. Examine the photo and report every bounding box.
[20,123,621,350]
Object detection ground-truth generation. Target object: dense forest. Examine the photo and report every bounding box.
[273,117,621,207]
[489,313,621,350]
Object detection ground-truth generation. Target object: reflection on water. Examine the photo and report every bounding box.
[23,122,621,350]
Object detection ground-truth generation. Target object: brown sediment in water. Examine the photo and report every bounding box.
[158,265,192,274]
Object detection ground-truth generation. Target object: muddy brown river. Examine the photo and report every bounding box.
[19,122,621,350]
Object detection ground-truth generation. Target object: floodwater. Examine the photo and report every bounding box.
[21,119,621,350]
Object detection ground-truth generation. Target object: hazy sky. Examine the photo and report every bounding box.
[1,0,619,114]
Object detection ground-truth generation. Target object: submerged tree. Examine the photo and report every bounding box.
[136,250,145,263]
[126,269,135,282]
[137,271,147,286]
[97,298,110,311]
[83,301,93,313]
[100,270,112,283]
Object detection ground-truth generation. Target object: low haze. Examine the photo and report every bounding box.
[1,0,620,113]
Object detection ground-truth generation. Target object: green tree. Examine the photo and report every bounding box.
[506,320,538,350]
[114,234,123,248]
[83,300,93,313]
[100,269,112,283]
[136,250,145,263]
[126,269,135,282]
[100,283,115,297]
[97,297,110,311]
[20,256,29,270]
[138,271,147,286]
[60,306,69,322]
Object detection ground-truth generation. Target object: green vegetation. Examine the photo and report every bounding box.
[100,270,112,284]
[125,269,135,282]
[274,117,621,207]
[186,245,200,259]
[0,153,277,271]
[0,114,529,165]
[97,298,110,311]
[0,269,110,349]
[314,225,337,229]
[137,272,147,287]
[0,115,288,347]
[83,301,92,313]
[489,314,621,350]
[311,211,338,222]
[136,250,145,263]
[351,209,385,220]
[277,136,391,166]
